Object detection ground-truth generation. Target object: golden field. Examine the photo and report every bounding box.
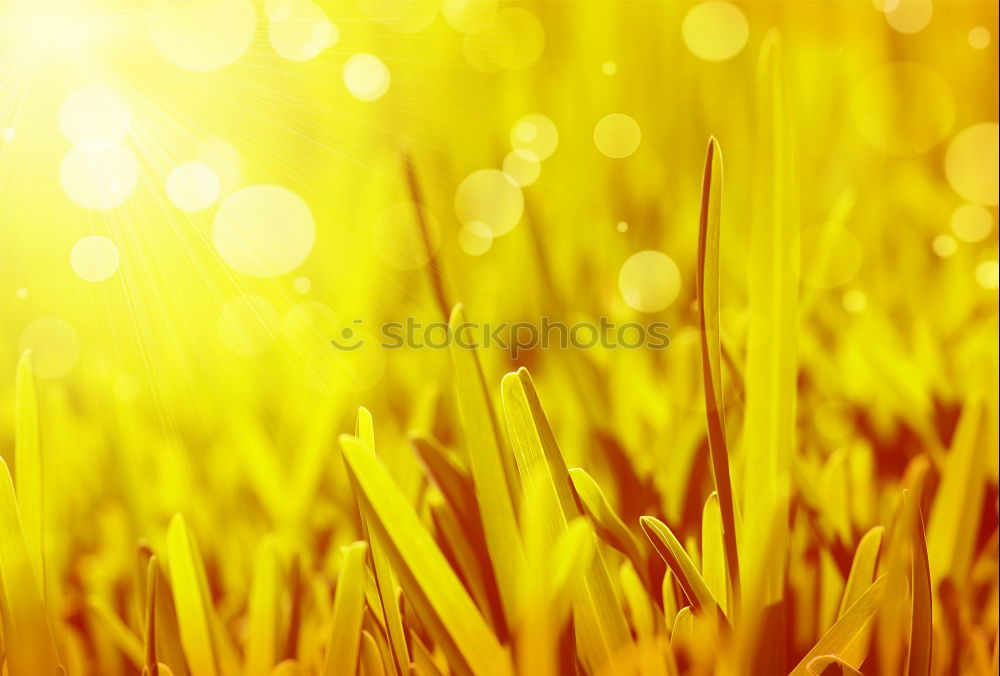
[0,0,998,674]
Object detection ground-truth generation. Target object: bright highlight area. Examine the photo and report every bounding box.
[945,123,1000,206]
[343,53,391,101]
[213,184,316,277]
[594,113,642,158]
[59,85,132,150]
[60,145,139,210]
[149,0,257,71]
[17,317,81,379]
[166,162,222,212]
[70,235,120,282]
[510,113,559,160]
[268,0,337,61]
[454,168,524,236]
[618,249,681,312]
[681,1,749,62]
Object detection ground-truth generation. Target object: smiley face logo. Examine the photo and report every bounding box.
[330,319,365,351]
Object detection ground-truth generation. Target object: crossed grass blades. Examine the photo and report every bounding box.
[1,44,996,676]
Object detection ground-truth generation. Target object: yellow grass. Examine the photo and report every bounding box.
[1,1,997,675]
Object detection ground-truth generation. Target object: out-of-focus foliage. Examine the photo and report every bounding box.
[0,0,997,674]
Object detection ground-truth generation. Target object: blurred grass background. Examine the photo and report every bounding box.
[0,0,997,673]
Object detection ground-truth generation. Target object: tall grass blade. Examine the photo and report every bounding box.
[245,537,281,676]
[167,514,224,676]
[427,494,496,622]
[339,435,512,676]
[907,507,932,676]
[323,541,368,676]
[151,553,191,676]
[926,394,986,588]
[0,457,59,674]
[404,153,450,319]
[356,408,411,676]
[448,305,525,628]
[517,504,593,676]
[743,29,798,604]
[501,367,633,674]
[695,136,742,612]
[877,473,928,675]
[14,351,44,601]
[144,556,159,676]
[700,493,727,616]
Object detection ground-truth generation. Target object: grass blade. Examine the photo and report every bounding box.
[806,655,864,675]
[410,632,446,676]
[14,351,44,601]
[356,408,411,676]
[568,467,647,586]
[409,433,478,535]
[449,305,525,628]
[245,537,281,676]
[661,571,678,632]
[0,457,59,674]
[404,152,450,320]
[151,552,191,676]
[907,506,932,676]
[743,30,798,605]
[926,394,987,587]
[670,607,693,649]
[323,542,368,676]
[356,406,375,448]
[362,608,394,674]
[517,509,594,676]
[790,575,887,675]
[339,435,512,676]
[88,594,144,666]
[360,629,386,676]
[877,472,928,675]
[701,493,728,616]
[144,556,159,676]
[167,514,223,676]
[640,516,721,617]
[427,494,496,623]
[838,527,883,619]
[501,368,633,674]
[619,561,657,646]
[695,136,742,612]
